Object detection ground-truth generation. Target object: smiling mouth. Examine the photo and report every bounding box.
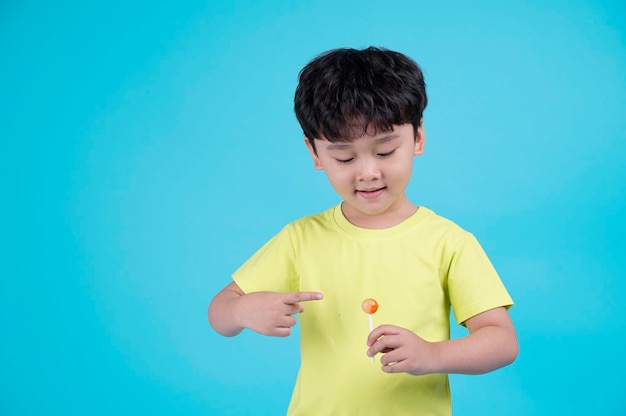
[356,187,386,199]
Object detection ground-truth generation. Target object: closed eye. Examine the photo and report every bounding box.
[335,158,354,164]
[378,149,397,157]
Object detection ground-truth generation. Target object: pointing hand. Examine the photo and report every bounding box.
[236,291,323,337]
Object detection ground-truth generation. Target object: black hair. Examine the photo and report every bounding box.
[294,46,427,152]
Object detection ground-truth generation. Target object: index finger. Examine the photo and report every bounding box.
[282,291,324,304]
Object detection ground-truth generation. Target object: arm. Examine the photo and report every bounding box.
[366,306,518,375]
[208,281,323,337]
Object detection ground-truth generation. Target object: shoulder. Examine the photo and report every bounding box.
[418,207,471,241]
[414,208,491,263]
[273,207,338,252]
[286,206,337,233]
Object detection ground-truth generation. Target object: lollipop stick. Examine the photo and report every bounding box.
[368,314,374,362]
[361,298,379,363]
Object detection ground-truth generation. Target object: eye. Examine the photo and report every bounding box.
[378,149,397,157]
[335,158,354,164]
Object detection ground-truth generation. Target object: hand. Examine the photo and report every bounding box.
[236,291,323,337]
[366,325,438,375]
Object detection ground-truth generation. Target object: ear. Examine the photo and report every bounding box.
[414,119,426,156]
[304,137,324,170]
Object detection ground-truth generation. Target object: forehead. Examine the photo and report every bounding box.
[324,134,400,150]
[317,116,393,142]
[318,123,413,150]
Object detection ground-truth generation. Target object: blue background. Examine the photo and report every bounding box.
[2,1,625,414]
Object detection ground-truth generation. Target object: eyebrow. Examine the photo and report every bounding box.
[325,134,400,151]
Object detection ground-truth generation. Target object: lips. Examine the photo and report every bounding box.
[356,187,385,200]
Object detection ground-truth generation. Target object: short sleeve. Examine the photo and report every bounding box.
[447,232,513,325]
[232,224,299,294]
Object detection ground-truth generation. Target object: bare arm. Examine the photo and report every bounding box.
[207,282,246,337]
[208,281,323,337]
[366,307,518,375]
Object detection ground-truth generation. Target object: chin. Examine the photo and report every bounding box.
[354,204,391,216]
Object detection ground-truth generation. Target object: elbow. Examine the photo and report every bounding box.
[502,332,520,367]
[207,298,242,337]
[207,300,224,335]
[207,302,218,332]
[510,337,520,364]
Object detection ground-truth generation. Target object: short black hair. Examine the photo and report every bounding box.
[294,46,427,151]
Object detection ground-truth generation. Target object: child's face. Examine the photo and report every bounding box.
[305,123,425,228]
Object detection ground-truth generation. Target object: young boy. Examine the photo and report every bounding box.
[208,47,518,415]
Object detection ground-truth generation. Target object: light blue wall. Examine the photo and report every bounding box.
[2,1,625,414]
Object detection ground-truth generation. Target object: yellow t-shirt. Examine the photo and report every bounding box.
[233,205,513,416]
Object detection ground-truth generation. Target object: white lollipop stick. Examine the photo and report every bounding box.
[361,298,379,363]
[368,314,374,362]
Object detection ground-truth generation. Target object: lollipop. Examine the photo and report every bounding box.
[361,298,379,362]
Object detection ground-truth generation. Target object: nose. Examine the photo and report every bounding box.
[356,157,381,182]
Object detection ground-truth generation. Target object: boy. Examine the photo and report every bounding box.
[208,47,518,415]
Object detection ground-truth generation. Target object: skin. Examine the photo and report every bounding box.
[366,307,518,375]
[208,282,323,337]
[304,122,425,229]
[208,121,519,374]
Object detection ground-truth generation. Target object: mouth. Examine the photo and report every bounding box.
[356,187,386,200]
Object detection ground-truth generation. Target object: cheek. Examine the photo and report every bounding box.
[386,160,414,180]
[326,169,350,184]
[323,166,354,187]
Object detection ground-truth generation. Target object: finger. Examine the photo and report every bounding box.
[283,303,303,315]
[278,315,298,328]
[368,333,407,357]
[379,349,404,367]
[282,291,324,305]
[367,339,389,357]
[381,360,408,374]
[266,316,297,337]
[366,325,402,346]
[367,345,394,358]
[271,326,293,337]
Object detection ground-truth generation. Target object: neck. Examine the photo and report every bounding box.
[341,200,418,229]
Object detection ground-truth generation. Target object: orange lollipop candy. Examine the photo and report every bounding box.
[361,298,378,362]
[361,298,379,314]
